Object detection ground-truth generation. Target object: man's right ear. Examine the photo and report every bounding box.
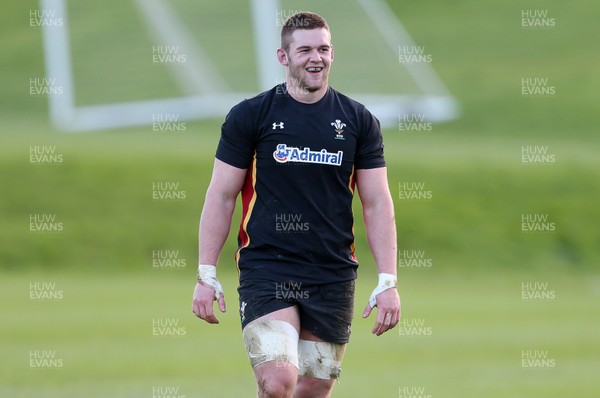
[277,48,289,66]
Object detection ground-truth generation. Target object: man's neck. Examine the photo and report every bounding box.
[286,81,328,104]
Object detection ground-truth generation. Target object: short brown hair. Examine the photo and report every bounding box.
[280,12,330,52]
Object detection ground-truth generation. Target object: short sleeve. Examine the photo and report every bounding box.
[215,101,257,169]
[355,107,386,170]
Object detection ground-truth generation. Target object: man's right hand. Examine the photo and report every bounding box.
[192,281,226,324]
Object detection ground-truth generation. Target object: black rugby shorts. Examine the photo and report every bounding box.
[238,278,355,344]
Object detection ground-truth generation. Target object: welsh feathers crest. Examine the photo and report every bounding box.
[331,119,346,133]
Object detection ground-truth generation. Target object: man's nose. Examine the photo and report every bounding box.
[309,49,322,62]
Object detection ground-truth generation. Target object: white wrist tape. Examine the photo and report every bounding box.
[197,264,223,300]
[368,273,397,308]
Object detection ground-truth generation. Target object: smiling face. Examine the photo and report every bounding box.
[277,28,334,103]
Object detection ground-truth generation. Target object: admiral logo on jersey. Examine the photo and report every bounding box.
[273,144,343,166]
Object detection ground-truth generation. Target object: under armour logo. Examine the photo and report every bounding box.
[272,122,284,130]
[240,301,247,322]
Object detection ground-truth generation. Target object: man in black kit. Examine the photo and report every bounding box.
[192,12,400,398]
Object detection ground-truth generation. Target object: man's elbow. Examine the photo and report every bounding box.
[205,186,238,208]
[362,195,394,218]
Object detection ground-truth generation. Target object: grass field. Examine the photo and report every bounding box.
[1,0,600,397]
[2,270,599,397]
[2,128,598,273]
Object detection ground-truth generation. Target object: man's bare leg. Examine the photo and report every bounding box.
[245,307,301,398]
[293,329,345,398]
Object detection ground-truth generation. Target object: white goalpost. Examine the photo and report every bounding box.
[40,0,458,132]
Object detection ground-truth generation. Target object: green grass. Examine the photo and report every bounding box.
[1,129,599,271]
[1,270,599,397]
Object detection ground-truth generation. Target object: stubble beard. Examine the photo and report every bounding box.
[288,61,328,94]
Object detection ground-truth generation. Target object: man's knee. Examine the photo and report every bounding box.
[255,361,297,398]
[243,319,300,397]
[295,375,335,398]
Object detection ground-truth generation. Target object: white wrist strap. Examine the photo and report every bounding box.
[368,273,397,308]
[197,264,223,300]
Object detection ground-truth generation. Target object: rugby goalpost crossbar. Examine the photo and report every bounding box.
[41,0,458,132]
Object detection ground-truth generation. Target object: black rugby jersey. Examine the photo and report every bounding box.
[216,84,385,284]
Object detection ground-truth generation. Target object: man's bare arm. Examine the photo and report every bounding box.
[355,167,401,336]
[198,158,247,264]
[192,158,247,324]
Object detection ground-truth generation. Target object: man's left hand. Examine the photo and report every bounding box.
[362,288,401,336]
